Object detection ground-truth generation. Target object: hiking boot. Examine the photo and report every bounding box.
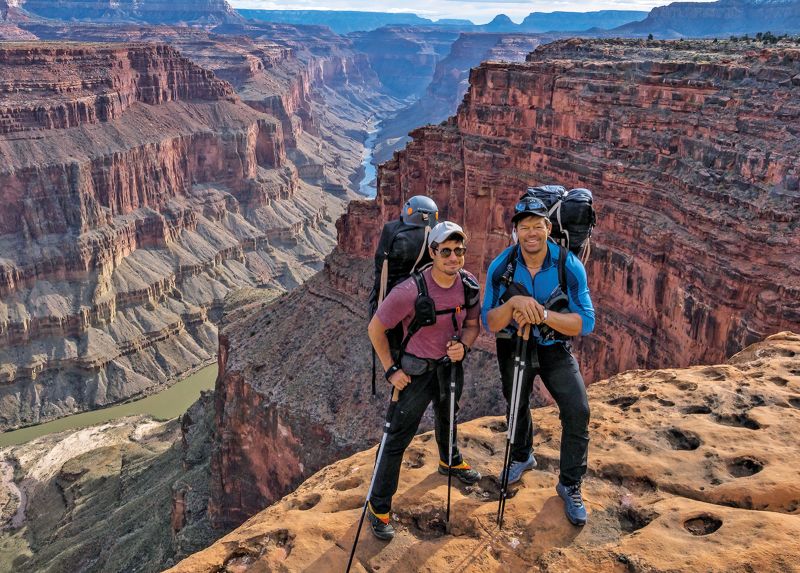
[438,460,481,484]
[556,482,587,526]
[498,453,537,485]
[368,503,395,540]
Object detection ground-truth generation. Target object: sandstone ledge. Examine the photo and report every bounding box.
[168,332,800,572]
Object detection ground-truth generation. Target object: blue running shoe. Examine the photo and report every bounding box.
[556,482,587,526]
[498,453,537,485]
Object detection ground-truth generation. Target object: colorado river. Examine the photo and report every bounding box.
[0,363,218,448]
[358,119,379,197]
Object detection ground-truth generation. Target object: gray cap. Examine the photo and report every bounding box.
[428,221,466,247]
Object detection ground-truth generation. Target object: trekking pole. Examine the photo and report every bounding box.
[346,387,400,573]
[445,337,459,533]
[497,325,530,529]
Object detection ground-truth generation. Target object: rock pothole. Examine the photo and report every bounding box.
[681,405,712,415]
[332,476,362,491]
[727,457,764,478]
[683,515,722,536]
[664,428,702,450]
[295,493,321,510]
[769,376,789,386]
[608,396,638,410]
[788,397,800,409]
[700,368,727,381]
[618,506,659,533]
[675,381,698,391]
[486,420,507,433]
[404,449,425,469]
[714,413,761,430]
[396,507,447,539]
[463,476,517,502]
[287,492,322,511]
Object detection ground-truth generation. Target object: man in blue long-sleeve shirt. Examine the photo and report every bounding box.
[482,195,595,526]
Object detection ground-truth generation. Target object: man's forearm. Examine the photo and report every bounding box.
[544,311,582,337]
[461,323,480,349]
[486,302,514,333]
[368,315,395,370]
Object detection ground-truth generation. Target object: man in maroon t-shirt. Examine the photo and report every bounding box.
[366,221,482,540]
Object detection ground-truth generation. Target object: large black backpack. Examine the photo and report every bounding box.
[522,185,596,262]
[368,220,432,394]
[369,220,432,316]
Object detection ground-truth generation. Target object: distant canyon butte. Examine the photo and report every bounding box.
[0,0,799,537]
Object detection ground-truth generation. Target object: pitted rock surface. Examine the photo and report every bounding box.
[167,332,800,572]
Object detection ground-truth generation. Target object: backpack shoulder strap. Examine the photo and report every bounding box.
[400,271,429,352]
[490,245,518,308]
[459,269,481,309]
[557,243,567,295]
[410,226,430,273]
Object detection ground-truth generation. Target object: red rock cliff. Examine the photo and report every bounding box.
[0,34,386,430]
[339,38,800,382]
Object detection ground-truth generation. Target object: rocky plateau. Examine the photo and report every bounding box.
[169,332,800,572]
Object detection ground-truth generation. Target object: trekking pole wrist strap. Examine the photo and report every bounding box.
[385,364,402,381]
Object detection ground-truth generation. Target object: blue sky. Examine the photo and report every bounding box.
[230,1,717,25]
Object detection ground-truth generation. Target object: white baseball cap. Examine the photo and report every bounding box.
[428,221,467,247]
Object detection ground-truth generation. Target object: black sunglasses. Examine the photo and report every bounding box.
[435,247,467,258]
[515,196,548,213]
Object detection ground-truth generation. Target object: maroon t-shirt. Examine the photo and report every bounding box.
[376,268,480,359]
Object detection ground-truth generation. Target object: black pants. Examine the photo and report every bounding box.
[497,338,589,486]
[369,363,463,514]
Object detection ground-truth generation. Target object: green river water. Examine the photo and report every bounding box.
[0,363,218,448]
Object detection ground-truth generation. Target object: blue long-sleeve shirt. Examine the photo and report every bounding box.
[481,241,595,344]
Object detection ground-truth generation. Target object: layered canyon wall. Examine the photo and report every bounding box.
[0,28,395,431]
[619,0,800,37]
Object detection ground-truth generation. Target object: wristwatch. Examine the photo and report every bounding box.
[542,309,549,323]
[385,364,402,381]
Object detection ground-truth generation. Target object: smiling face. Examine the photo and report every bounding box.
[515,214,551,257]
[430,238,466,277]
